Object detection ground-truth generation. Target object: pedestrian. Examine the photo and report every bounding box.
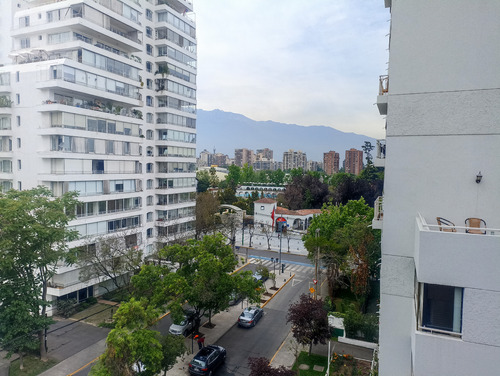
[200,335,205,348]
[197,335,203,350]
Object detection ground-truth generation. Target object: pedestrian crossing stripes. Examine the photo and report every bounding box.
[248,257,313,275]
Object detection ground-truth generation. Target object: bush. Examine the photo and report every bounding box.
[343,307,378,342]
[56,298,77,318]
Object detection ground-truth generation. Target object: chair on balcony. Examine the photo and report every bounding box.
[465,218,487,235]
[436,217,456,232]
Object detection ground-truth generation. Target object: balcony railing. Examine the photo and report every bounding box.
[372,196,383,229]
[379,75,389,96]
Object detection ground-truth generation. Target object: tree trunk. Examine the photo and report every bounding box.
[308,342,312,356]
[39,270,48,362]
[19,353,24,370]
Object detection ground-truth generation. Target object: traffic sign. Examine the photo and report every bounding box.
[313,279,318,285]
[309,287,315,294]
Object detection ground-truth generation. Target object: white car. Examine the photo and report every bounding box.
[169,314,195,336]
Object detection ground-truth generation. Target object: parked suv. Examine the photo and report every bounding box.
[188,345,226,375]
[237,306,264,328]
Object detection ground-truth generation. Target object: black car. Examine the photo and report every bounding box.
[188,345,226,375]
[237,306,264,328]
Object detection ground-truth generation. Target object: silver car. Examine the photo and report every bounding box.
[237,306,264,328]
[169,314,195,336]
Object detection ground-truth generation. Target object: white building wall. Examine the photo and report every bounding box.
[379,1,500,375]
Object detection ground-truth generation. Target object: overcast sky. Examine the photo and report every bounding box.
[194,1,390,140]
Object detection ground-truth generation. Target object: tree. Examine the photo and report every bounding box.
[196,170,211,193]
[260,223,274,250]
[77,233,143,293]
[269,169,285,186]
[195,191,220,238]
[90,299,165,376]
[241,163,255,183]
[224,165,241,189]
[302,198,376,302]
[248,357,296,376]
[287,294,329,355]
[282,174,329,210]
[0,187,79,362]
[362,141,375,165]
[158,234,260,330]
[159,334,186,375]
[247,224,256,247]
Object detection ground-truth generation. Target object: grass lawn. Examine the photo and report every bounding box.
[70,302,118,326]
[9,355,58,376]
[292,351,372,376]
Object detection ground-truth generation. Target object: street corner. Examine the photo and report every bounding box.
[260,274,295,308]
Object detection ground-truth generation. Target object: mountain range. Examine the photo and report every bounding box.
[196,109,376,162]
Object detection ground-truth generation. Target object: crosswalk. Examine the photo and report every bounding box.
[248,256,314,276]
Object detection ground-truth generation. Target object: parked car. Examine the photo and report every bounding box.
[169,311,195,336]
[188,345,226,375]
[237,306,264,328]
[252,271,268,283]
[228,292,243,306]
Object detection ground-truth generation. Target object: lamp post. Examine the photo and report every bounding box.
[278,230,282,275]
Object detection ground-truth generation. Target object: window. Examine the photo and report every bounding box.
[17,160,21,170]
[146,96,153,106]
[16,116,20,127]
[146,228,153,238]
[146,79,153,90]
[146,61,152,73]
[147,212,153,222]
[20,38,30,48]
[146,9,153,21]
[146,130,153,140]
[419,283,463,335]
[146,179,153,189]
[146,113,153,123]
[146,44,153,56]
[146,27,152,38]
[146,195,153,206]
[17,138,21,148]
[16,72,19,82]
[16,94,20,105]
[146,163,153,173]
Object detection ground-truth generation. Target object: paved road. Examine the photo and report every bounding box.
[214,261,314,376]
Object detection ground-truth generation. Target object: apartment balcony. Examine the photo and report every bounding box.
[374,139,386,167]
[415,214,500,290]
[372,196,383,229]
[377,75,388,115]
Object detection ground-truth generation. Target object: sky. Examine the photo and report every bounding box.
[193,0,390,140]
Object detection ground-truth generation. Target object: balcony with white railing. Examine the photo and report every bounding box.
[415,213,500,290]
[377,75,388,115]
[372,196,383,229]
[374,139,386,167]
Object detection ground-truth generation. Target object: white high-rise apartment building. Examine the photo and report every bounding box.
[0,0,197,311]
[377,1,500,375]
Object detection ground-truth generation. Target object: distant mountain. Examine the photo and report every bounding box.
[196,109,375,162]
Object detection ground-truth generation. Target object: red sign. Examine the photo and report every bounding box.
[313,279,318,285]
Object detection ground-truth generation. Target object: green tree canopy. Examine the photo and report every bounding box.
[0,187,79,363]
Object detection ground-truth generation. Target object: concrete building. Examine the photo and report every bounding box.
[234,148,254,167]
[306,160,322,172]
[344,148,363,175]
[0,0,197,311]
[282,149,307,171]
[323,150,340,175]
[256,148,273,161]
[253,198,320,232]
[377,1,500,375]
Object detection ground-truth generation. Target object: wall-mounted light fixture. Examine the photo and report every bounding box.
[476,171,482,184]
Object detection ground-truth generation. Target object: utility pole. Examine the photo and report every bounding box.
[315,228,320,299]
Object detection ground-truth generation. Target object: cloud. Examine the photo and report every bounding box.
[195,0,389,138]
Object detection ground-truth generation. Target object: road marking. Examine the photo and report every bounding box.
[292,278,304,286]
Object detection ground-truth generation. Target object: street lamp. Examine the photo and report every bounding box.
[315,228,320,299]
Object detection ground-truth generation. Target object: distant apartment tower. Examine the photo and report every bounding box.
[283,149,307,170]
[234,148,254,167]
[212,153,229,167]
[198,150,212,167]
[344,148,363,175]
[256,148,273,161]
[0,0,197,312]
[307,160,322,172]
[323,151,340,175]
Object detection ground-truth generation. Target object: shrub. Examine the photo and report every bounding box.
[56,298,77,318]
[343,307,379,342]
